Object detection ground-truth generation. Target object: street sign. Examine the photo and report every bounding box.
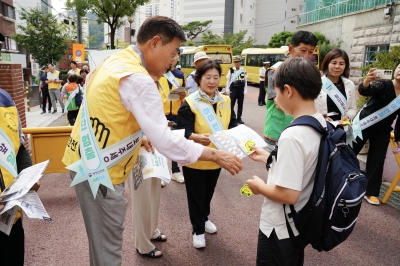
[72,43,85,63]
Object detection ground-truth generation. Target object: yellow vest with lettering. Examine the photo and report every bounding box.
[0,104,22,222]
[159,77,183,116]
[62,46,148,185]
[185,91,231,170]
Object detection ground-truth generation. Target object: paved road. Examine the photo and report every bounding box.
[23,85,400,265]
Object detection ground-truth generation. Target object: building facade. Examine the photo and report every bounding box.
[0,0,17,55]
[13,0,52,33]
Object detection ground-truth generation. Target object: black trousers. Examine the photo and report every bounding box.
[0,218,25,266]
[166,114,180,173]
[258,81,266,105]
[257,229,304,266]
[41,88,52,112]
[182,166,221,235]
[67,110,79,126]
[352,127,391,197]
[230,88,244,119]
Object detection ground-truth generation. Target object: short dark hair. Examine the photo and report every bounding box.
[48,63,55,67]
[272,57,322,100]
[137,16,186,45]
[68,74,78,83]
[80,69,88,75]
[43,66,48,69]
[70,61,77,65]
[291,31,318,47]
[194,60,222,86]
[77,76,83,84]
[321,49,350,78]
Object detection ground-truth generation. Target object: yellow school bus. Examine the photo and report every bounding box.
[179,45,233,88]
[241,46,320,84]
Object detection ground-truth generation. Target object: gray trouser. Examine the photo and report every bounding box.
[49,89,65,110]
[71,171,128,266]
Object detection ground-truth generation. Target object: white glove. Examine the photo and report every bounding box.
[244,89,248,95]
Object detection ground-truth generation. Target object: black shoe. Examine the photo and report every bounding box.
[262,102,266,106]
[237,118,244,124]
[258,103,263,106]
[62,109,64,113]
[40,111,46,114]
[48,110,51,113]
[52,110,57,114]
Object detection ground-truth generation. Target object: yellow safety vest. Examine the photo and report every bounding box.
[0,104,22,222]
[185,91,231,170]
[62,46,148,185]
[47,70,60,89]
[159,77,183,116]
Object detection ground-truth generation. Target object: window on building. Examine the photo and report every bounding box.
[1,2,16,20]
[292,8,296,11]
[146,4,153,18]
[300,5,303,11]
[364,45,390,66]
[241,0,243,7]
[3,36,17,50]
[155,3,159,16]
[291,20,295,23]
[240,14,243,23]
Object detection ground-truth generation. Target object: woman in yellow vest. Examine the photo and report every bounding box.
[177,60,238,249]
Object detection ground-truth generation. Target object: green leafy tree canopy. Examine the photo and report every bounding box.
[12,7,70,67]
[181,20,213,41]
[66,0,150,49]
[202,30,257,56]
[268,31,293,48]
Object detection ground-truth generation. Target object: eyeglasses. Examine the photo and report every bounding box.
[159,36,179,61]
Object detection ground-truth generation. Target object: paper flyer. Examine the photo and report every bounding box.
[0,206,17,235]
[133,147,171,190]
[209,125,267,159]
[167,86,190,101]
[47,72,59,80]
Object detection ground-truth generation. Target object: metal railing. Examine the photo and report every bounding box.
[298,0,398,25]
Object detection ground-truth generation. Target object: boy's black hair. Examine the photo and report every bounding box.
[77,76,83,84]
[272,57,322,100]
[291,31,318,47]
[80,69,89,75]
[68,74,78,83]
[70,60,77,65]
[194,60,221,86]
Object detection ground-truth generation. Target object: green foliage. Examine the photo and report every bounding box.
[12,7,70,67]
[202,30,257,55]
[268,31,293,48]
[314,31,330,45]
[318,41,342,67]
[87,12,104,49]
[66,0,150,49]
[182,40,196,46]
[181,20,213,40]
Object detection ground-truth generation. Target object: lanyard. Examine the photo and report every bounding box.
[321,76,347,116]
[164,71,180,89]
[228,68,244,87]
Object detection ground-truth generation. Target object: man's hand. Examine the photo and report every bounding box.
[246,176,265,195]
[30,182,40,192]
[141,135,155,154]
[213,150,242,175]
[248,145,270,163]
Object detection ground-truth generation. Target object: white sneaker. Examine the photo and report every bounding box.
[205,220,217,234]
[193,233,206,248]
[161,180,166,187]
[171,172,185,183]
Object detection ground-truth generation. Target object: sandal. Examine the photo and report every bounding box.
[152,232,167,242]
[137,248,163,258]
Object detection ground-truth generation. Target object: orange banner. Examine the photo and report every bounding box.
[72,43,85,63]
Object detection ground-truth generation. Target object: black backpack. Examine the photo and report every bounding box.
[267,116,368,251]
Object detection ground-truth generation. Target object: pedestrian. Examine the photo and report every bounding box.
[263,31,318,152]
[46,63,65,114]
[225,55,247,124]
[247,57,325,266]
[68,60,81,76]
[80,69,88,87]
[62,16,242,266]
[159,54,186,184]
[62,74,83,126]
[39,66,52,114]
[178,60,238,249]
[315,49,357,122]
[186,51,210,94]
[176,64,181,70]
[258,62,269,106]
[351,66,400,205]
[0,88,39,266]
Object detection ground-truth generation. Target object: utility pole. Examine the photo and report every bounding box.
[77,14,83,44]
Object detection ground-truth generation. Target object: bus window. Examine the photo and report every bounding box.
[206,53,232,64]
[180,54,194,68]
[246,54,286,67]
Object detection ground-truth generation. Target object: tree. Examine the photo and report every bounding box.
[202,30,257,56]
[12,7,70,67]
[181,20,213,41]
[66,0,150,49]
[87,12,104,49]
[268,31,293,48]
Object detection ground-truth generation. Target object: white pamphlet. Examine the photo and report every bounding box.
[0,206,17,235]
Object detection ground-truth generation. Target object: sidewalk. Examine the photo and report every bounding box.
[25,100,67,128]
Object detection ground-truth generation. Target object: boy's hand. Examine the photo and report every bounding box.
[246,176,265,195]
[248,145,269,163]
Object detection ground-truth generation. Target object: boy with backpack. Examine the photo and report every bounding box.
[248,57,367,265]
[62,74,83,126]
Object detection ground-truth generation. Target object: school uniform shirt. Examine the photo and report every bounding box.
[260,112,327,240]
[315,76,357,120]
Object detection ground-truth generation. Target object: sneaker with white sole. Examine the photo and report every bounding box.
[171,172,185,183]
[205,220,217,234]
[364,195,380,205]
[193,233,206,248]
[161,180,166,187]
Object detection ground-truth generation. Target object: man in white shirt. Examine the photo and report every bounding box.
[258,62,269,106]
